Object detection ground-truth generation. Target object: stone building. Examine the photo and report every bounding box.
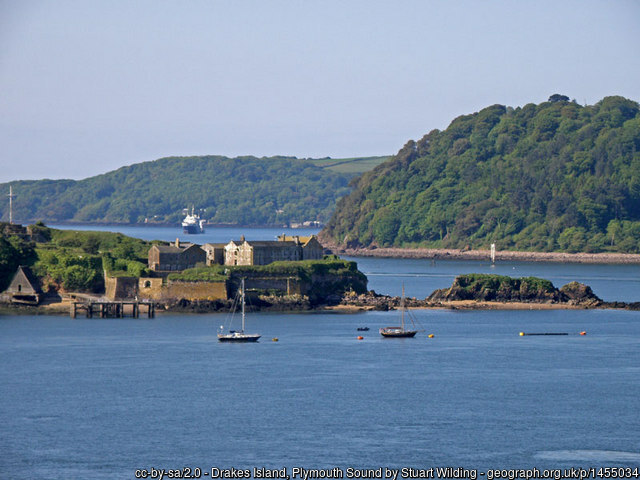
[1,265,42,304]
[202,243,226,266]
[148,239,206,272]
[222,234,324,266]
[277,234,324,260]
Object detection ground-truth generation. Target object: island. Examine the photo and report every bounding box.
[1,224,638,315]
[0,223,368,314]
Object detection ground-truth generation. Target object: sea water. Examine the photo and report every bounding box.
[1,308,639,479]
[3,224,638,478]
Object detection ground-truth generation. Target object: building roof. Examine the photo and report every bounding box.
[281,235,312,243]
[153,243,201,254]
[278,235,322,247]
[6,265,42,294]
[246,240,298,248]
[154,245,183,254]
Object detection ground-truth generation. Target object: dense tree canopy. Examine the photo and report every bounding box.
[0,234,37,291]
[1,156,354,226]
[322,96,640,253]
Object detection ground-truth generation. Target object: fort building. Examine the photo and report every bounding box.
[148,239,206,272]
[202,243,226,266]
[220,234,324,266]
[277,234,324,260]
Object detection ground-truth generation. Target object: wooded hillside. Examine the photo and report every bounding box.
[322,95,640,253]
[1,156,362,226]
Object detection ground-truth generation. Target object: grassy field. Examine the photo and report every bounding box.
[306,156,391,174]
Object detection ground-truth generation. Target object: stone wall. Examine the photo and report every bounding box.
[105,276,139,300]
[244,276,302,295]
[137,277,164,299]
[106,276,227,302]
[148,281,227,301]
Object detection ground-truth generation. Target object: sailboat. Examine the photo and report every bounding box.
[218,278,261,342]
[379,284,420,338]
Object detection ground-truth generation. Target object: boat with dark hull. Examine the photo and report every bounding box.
[380,285,421,338]
[218,279,261,343]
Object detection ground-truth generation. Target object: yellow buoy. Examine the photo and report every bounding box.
[428,334,434,338]
[272,337,279,342]
[519,332,525,336]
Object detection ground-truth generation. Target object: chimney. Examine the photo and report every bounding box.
[175,238,180,248]
[240,234,245,242]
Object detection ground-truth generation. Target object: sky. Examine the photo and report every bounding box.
[1,0,639,184]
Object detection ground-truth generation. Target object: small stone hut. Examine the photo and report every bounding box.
[2,266,42,304]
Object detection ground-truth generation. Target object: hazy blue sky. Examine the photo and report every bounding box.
[1,0,639,183]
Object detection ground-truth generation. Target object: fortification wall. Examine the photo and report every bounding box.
[106,276,226,302]
[137,277,164,299]
[140,281,227,301]
[244,276,303,295]
[105,276,139,300]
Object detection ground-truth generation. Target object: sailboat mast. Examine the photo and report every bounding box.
[241,278,245,332]
[401,283,405,330]
[8,186,15,224]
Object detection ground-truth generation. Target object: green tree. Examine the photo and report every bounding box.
[0,236,37,290]
[323,95,640,253]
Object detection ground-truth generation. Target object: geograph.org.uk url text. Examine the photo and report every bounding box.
[133,466,640,480]
[481,467,640,480]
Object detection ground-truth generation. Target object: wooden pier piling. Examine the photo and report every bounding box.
[71,301,155,319]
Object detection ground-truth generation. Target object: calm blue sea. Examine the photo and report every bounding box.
[2,225,638,478]
[1,310,639,479]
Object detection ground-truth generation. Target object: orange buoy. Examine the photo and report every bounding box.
[579,331,587,336]
[357,336,364,340]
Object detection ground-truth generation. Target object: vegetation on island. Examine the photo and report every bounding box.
[1,223,367,304]
[169,257,368,303]
[0,156,388,227]
[0,223,153,294]
[322,95,640,253]
[428,274,602,305]
[0,232,37,292]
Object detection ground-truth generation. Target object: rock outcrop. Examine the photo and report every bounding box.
[427,274,603,307]
[559,281,602,307]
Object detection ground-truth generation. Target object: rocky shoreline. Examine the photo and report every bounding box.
[3,274,639,315]
[317,237,640,264]
[330,291,640,312]
[3,294,639,316]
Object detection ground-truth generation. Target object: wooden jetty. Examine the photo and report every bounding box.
[70,301,155,319]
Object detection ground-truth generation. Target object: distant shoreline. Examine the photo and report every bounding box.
[39,221,303,229]
[333,246,640,265]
